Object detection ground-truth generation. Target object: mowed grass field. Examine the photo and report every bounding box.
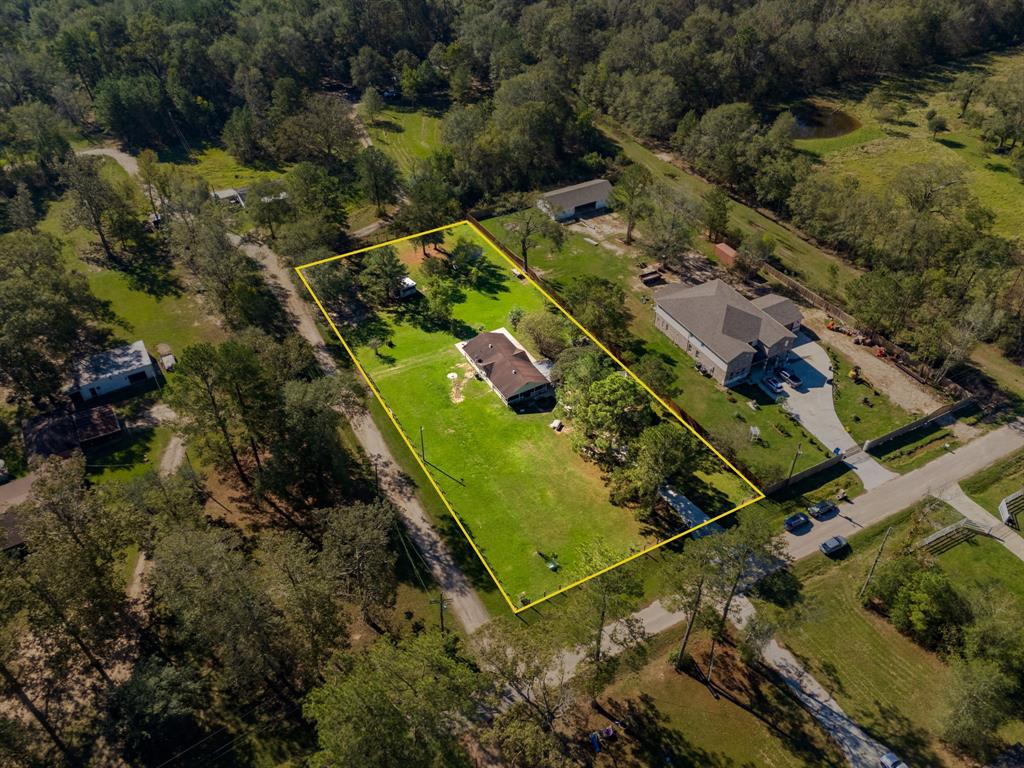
[481,213,834,479]
[365,106,444,175]
[38,156,225,355]
[305,223,754,606]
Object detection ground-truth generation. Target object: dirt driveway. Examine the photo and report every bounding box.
[802,309,943,415]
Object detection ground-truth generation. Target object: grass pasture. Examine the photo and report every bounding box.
[364,106,444,174]
[772,499,1024,764]
[302,222,756,609]
[793,46,1024,239]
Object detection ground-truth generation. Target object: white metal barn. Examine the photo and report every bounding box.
[68,340,157,404]
[537,179,612,221]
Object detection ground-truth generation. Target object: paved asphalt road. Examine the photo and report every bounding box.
[785,418,1024,559]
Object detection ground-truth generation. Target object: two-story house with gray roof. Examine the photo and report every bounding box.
[653,280,802,386]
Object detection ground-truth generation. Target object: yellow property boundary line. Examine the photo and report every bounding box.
[296,219,765,614]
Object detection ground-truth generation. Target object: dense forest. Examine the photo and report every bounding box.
[3,0,1024,766]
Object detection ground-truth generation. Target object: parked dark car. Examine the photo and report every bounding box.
[784,512,811,532]
[807,500,838,519]
[778,368,803,388]
[820,535,848,556]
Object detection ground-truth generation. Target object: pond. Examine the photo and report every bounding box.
[790,102,861,140]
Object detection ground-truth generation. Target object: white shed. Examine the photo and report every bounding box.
[68,340,157,403]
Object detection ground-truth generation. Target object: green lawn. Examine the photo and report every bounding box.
[305,223,754,607]
[825,345,916,445]
[970,342,1024,404]
[85,425,173,485]
[164,146,286,189]
[365,106,444,175]
[868,423,959,473]
[598,119,862,301]
[593,630,842,767]
[38,158,224,356]
[936,534,1024,607]
[961,448,1024,520]
[482,213,832,482]
[775,502,963,766]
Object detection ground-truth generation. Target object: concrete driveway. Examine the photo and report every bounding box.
[766,335,897,490]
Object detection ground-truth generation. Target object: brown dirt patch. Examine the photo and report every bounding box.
[803,309,945,414]
[449,364,474,404]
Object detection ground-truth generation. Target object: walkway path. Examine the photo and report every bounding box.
[552,594,894,767]
[937,483,1024,563]
[785,419,1024,559]
[75,144,480,627]
[78,145,139,176]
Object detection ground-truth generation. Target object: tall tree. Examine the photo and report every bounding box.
[505,203,563,272]
[704,519,787,682]
[361,87,384,125]
[276,94,359,171]
[247,178,293,239]
[642,197,694,271]
[7,182,36,231]
[663,537,719,671]
[562,275,633,352]
[359,245,407,306]
[319,501,398,630]
[305,632,490,767]
[357,147,400,216]
[563,542,646,698]
[60,154,136,266]
[701,187,731,244]
[0,231,108,400]
[610,163,653,244]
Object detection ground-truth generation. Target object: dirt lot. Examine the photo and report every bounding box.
[803,309,943,415]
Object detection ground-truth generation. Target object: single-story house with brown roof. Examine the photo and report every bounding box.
[653,279,802,386]
[537,179,612,221]
[22,406,123,461]
[458,329,554,407]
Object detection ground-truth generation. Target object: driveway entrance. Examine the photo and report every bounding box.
[766,335,897,490]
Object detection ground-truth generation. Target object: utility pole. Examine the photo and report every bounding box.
[431,593,449,634]
[420,425,425,461]
[786,442,803,486]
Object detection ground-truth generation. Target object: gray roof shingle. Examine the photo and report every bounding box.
[654,280,796,364]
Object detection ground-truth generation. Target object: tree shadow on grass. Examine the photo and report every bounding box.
[858,699,945,768]
[937,138,966,150]
[372,119,403,134]
[598,693,759,767]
